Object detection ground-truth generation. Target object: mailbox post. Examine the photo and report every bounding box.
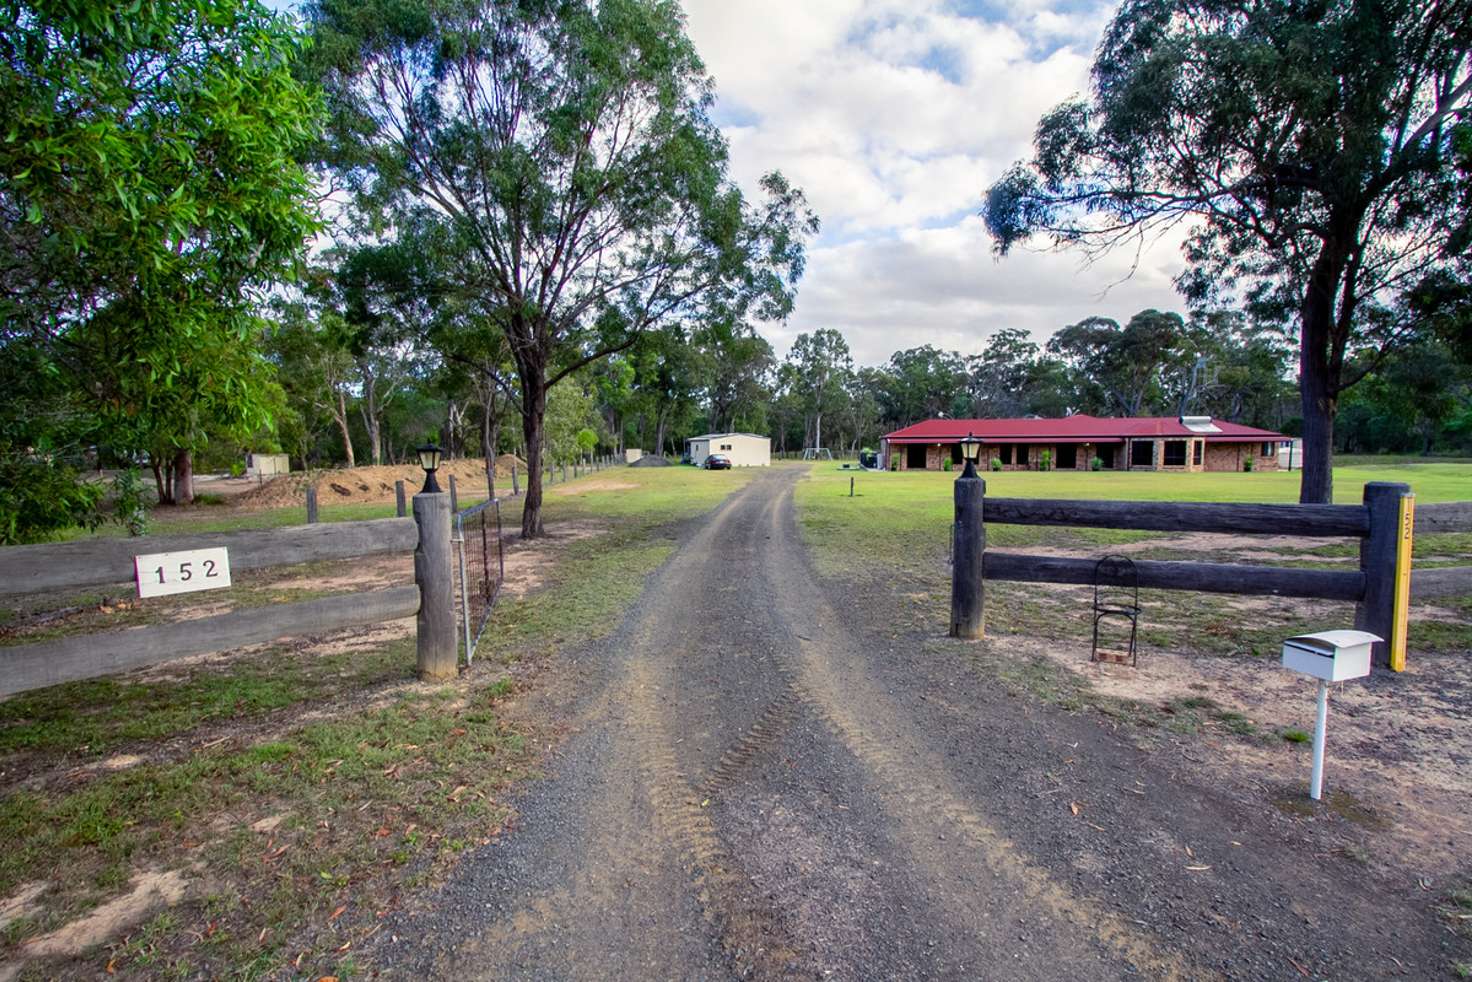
[1280,630,1378,800]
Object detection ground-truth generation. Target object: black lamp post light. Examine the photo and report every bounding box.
[959,431,982,479]
[417,442,443,494]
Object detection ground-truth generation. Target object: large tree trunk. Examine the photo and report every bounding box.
[172,449,194,505]
[520,382,547,537]
[1297,245,1345,504]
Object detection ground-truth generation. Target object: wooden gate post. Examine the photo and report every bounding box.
[394,480,406,517]
[1356,481,1411,667]
[512,461,519,496]
[305,486,318,524]
[413,492,457,680]
[950,474,985,639]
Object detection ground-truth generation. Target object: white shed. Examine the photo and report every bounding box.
[685,432,771,467]
[245,452,291,478]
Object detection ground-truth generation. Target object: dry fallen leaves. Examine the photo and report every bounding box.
[328,905,347,923]
[1069,801,1081,816]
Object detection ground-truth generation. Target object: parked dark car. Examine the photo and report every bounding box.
[704,453,732,470]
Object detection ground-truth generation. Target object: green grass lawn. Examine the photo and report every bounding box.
[798,461,1472,573]
[796,460,1472,661]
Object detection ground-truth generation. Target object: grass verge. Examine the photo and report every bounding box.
[0,463,756,978]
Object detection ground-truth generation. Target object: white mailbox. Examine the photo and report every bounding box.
[1280,630,1376,682]
[1279,629,1380,801]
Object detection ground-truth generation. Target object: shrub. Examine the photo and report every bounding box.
[1090,456,1103,471]
[1039,450,1052,472]
[942,458,953,472]
[112,467,152,536]
[890,458,898,471]
[0,458,106,545]
[990,457,1002,471]
[1243,457,1254,472]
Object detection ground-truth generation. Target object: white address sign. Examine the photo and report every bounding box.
[134,547,232,598]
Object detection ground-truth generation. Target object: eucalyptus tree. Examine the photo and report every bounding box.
[2,0,321,509]
[985,0,1472,501]
[786,329,853,452]
[308,0,816,535]
[880,345,967,426]
[696,320,775,434]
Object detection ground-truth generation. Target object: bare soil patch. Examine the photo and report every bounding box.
[234,455,524,510]
[20,869,189,960]
[980,523,1472,879]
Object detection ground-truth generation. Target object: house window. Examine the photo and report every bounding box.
[1098,446,1116,469]
[906,444,927,468]
[720,443,732,450]
[951,443,963,464]
[1163,440,1187,466]
[1131,440,1153,467]
[1192,441,1203,466]
[999,445,1013,465]
[1056,445,1077,469]
[1261,442,1273,457]
[1016,444,1029,466]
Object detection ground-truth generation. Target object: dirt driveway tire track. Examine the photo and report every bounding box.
[374,468,1463,980]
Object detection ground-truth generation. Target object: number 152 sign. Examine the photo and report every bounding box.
[134,547,232,598]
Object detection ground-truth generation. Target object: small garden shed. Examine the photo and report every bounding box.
[685,433,771,467]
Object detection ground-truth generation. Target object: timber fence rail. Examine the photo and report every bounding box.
[950,478,1472,668]
[0,498,460,698]
[1409,501,1472,599]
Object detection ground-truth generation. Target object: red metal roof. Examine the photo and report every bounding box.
[883,414,1287,444]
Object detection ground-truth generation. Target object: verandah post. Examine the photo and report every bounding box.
[413,490,457,680]
[1356,481,1411,668]
[950,472,985,639]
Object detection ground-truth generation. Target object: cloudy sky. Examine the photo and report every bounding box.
[680,0,1185,366]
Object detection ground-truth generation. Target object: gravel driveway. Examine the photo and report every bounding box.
[375,468,1465,979]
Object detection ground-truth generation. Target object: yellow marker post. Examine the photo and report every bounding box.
[1390,493,1414,671]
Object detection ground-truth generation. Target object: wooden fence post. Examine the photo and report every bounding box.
[305,486,318,524]
[413,491,456,680]
[395,480,406,517]
[447,473,459,512]
[950,473,985,639]
[512,461,519,496]
[1356,481,1411,667]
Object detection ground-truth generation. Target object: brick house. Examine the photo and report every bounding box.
[880,415,1289,473]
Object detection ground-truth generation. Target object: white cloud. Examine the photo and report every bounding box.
[682,0,1186,365]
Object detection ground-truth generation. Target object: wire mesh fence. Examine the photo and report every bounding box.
[454,498,505,665]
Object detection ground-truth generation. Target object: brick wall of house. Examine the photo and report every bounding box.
[1204,443,1245,472]
[1202,442,1281,471]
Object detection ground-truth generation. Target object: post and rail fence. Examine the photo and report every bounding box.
[950,477,1472,669]
[0,492,464,698]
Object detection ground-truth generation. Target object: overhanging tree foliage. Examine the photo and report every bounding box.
[1,0,322,511]
[307,0,817,536]
[984,0,1472,502]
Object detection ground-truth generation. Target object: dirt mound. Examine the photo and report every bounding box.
[236,455,525,510]
[628,454,672,467]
